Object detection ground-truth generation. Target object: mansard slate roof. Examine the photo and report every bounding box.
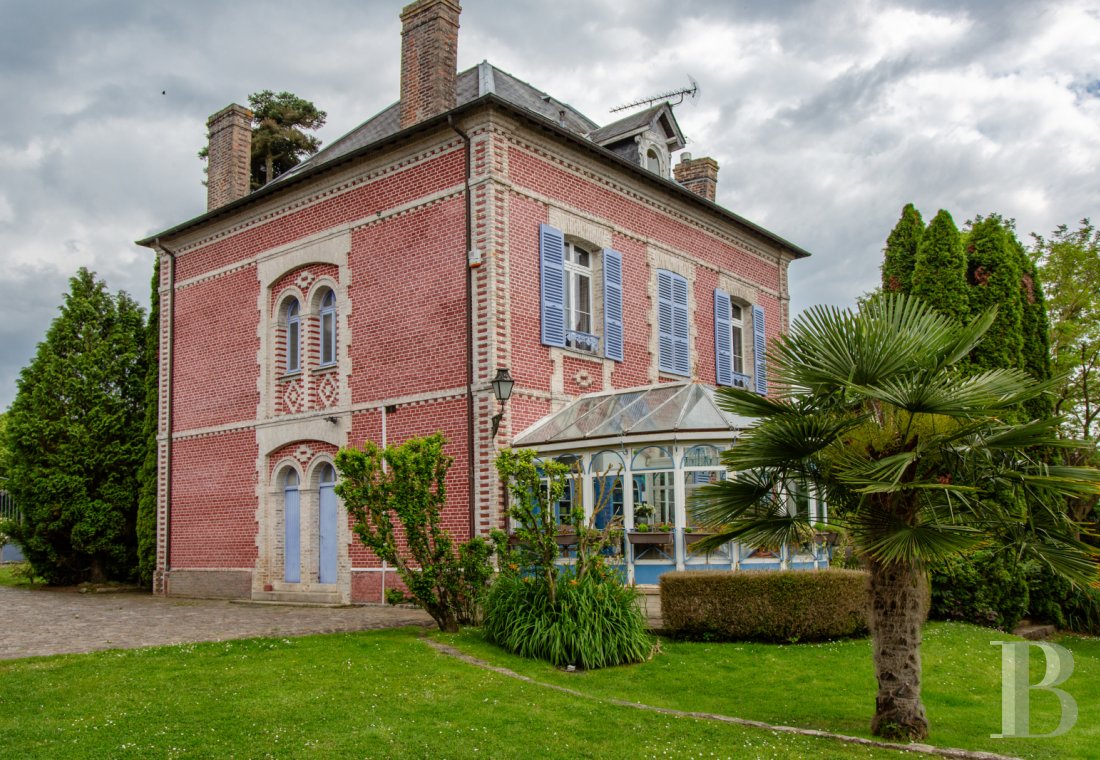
[512,382,754,450]
[271,62,596,187]
[139,61,811,260]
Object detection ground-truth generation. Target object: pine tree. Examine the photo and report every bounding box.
[964,215,1023,374]
[136,259,160,588]
[197,90,326,190]
[3,269,148,584]
[912,210,969,322]
[881,203,923,293]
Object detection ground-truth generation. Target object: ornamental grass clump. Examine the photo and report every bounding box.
[484,448,653,668]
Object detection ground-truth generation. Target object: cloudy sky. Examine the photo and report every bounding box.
[1,0,1097,409]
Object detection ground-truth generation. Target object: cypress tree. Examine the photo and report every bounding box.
[136,259,160,588]
[912,210,969,322]
[1018,240,1054,420]
[964,215,1023,374]
[881,203,924,293]
[3,269,148,584]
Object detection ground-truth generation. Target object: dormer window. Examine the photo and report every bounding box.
[646,149,661,173]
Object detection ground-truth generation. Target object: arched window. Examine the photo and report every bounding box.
[319,290,337,367]
[646,148,661,173]
[285,299,301,373]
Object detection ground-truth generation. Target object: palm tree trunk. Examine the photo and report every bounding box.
[867,557,930,741]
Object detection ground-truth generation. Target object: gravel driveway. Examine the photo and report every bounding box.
[0,585,432,660]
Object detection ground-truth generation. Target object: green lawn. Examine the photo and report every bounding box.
[1,628,905,759]
[0,562,35,587]
[439,622,1100,760]
[1,622,1095,759]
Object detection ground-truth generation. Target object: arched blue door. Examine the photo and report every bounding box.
[318,464,338,584]
[284,470,301,583]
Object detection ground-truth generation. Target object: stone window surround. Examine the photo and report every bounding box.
[718,274,760,388]
[547,208,617,400]
[647,245,696,383]
[264,454,350,596]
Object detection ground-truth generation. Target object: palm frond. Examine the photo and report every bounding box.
[722,412,861,471]
[850,509,985,564]
[713,386,799,418]
[690,472,777,527]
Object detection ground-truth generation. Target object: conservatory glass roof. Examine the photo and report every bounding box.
[513,382,755,449]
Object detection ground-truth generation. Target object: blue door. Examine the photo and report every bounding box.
[284,472,300,583]
[318,465,338,584]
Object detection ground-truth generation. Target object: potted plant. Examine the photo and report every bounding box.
[629,521,674,545]
[683,524,718,546]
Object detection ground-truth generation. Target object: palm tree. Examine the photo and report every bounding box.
[693,294,1099,741]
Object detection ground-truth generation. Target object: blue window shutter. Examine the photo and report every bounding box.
[284,486,300,583]
[672,274,690,375]
[657,270,675,373]
[714,289,732,386]
[752,304,768,394]
[539,223,566,347]
[603,248,624,361]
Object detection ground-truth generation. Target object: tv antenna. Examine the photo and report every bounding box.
[610,76,699,113]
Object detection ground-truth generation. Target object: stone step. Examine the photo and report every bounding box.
[248,590,346,606]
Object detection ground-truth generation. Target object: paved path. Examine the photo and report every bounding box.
[0,586,432,660]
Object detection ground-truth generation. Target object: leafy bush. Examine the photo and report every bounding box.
[661,570,869,643]
[928,549,1029,631]
[484,571,651,669]
[335,433,497,632]
[485,448,652,668]
[1026,562,1100,634]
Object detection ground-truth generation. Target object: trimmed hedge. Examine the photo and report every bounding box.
[660,569,869,643]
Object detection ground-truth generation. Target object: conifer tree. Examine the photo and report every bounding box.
[912,210,969,322]
[964,215,1023,374]
[136,260,160,587]
[2,269,148,584]
[1017,240,1054,420]
[881,203,923,293]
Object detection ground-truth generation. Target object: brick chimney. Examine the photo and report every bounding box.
[399,0,461,129]
[673,154,720,202]
[206,104,253,211]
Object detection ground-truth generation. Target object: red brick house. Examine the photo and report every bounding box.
[138,0,814,602]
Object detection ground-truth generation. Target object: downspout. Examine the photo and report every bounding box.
[154,238,177,591]
[448,115,477,540]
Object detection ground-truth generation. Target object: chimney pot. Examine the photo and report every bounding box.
[399,0,462,129]
[206,104,253,211]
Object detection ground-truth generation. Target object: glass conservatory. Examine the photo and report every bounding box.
[512,382,829,585]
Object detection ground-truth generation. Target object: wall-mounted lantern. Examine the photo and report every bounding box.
[490,367,514,438]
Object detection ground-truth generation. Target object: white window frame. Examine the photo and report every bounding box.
[563,241,598,354]
[319,289,337,367]
[730,299,749,387]
[286,299,301,374]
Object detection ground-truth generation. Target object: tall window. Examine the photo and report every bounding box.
[563,242,596,352]
[319,290,336,367]
[286,299,301,373]
[730,300,745,377]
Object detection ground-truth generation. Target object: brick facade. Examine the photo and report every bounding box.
[141,3,805,603]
